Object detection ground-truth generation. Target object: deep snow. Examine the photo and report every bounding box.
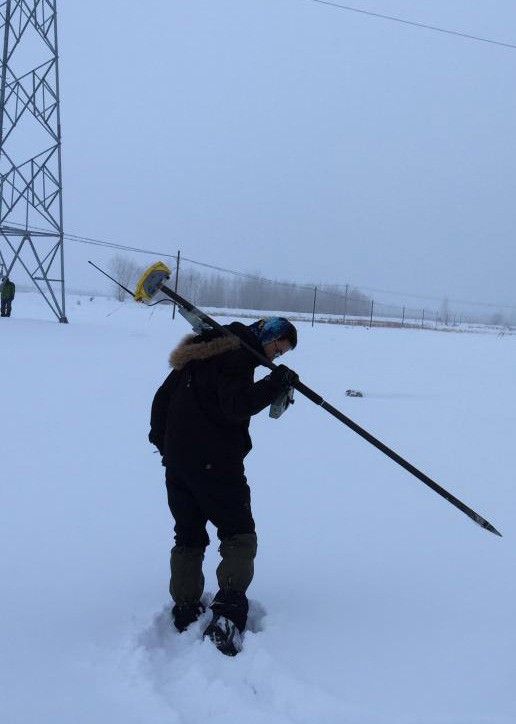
[1,291,514,724]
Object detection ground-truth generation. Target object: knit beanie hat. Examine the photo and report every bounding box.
[248,317,297,349]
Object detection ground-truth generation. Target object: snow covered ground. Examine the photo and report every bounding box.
[1,291,514,724]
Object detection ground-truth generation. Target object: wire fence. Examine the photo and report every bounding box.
[109,251,511,331]
[5,221,513,330]
[181,257,504,328]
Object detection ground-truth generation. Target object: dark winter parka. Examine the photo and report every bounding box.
[1,279,15,300]
[149,323,283,474]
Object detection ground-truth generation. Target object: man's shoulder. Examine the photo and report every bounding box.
[225,322,263,354]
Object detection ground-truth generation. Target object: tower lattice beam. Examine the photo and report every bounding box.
[0,0,67,322]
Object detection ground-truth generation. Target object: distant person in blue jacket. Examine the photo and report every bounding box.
[1,276,15,317]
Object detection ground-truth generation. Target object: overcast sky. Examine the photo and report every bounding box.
[56,0,516,311]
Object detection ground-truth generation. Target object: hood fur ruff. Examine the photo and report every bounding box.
[169,334,241,370]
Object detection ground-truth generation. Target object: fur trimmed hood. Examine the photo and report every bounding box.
[169,334,240,370]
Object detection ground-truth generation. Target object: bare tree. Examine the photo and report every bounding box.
[109,255,144,301]
[490,311,506,327]
[440,297,450,326]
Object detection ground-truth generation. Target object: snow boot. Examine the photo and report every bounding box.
[203,614,243,657]
[172,601,205,633]
[203,589,248,656]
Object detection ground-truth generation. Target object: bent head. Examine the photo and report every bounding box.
[262,337,292,361]
[248,317,298,361]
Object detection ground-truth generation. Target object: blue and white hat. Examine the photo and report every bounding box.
[248,317,297,349]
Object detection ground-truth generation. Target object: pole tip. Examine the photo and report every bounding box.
[485,522,502,537]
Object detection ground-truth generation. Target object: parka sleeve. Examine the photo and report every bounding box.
[217,351,281,422]
[149,369,178,453]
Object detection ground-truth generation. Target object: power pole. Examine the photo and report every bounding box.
[0,0,67,322]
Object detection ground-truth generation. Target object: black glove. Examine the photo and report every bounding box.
[269,364,299,392]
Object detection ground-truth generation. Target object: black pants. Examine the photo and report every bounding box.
[165,463,255,547]
[165,464,257,617]
[1,299,12,317]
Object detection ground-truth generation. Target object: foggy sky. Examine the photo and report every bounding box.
[58,1,516,311]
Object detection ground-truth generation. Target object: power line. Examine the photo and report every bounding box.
[179,255,316,292]
[64,229,516,311]
[301,0,516,50]
[65,233,178,260]
[4,221,179,259]
[68,234,311,291]
[7,221,514,311]
[62,229,371,300]
[331,282,516,310]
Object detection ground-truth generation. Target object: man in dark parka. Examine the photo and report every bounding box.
[149,317,297,654]
[1,277,15,317]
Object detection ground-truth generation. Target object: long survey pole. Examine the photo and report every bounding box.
[172,250,180,320]
[88,259,502,537]
[154,279,501,537]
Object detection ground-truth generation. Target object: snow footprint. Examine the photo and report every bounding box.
[130,600,353,724]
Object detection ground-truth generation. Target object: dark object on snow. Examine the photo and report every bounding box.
[346,389,364,398]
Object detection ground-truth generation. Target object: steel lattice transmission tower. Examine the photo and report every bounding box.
[0,0,67,322]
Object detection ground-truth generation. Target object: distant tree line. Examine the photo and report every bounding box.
[175,265,371,316]
[108,254,371,316]
[108,254,514,328]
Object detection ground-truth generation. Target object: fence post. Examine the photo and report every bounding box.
[311,286,317,327]
[370,299,374,327]
[172,250,181,319]
[421,309,425,328]
[401,306,405,327]
[343,283,349,323]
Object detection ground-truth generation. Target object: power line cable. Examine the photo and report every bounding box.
[58,232,516,311]
[3,221,179,260]
[65,233,178,260]
[5,221,514,311]
[178,255,316,292]
[331,282,516,310]
[301,0,516,50]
